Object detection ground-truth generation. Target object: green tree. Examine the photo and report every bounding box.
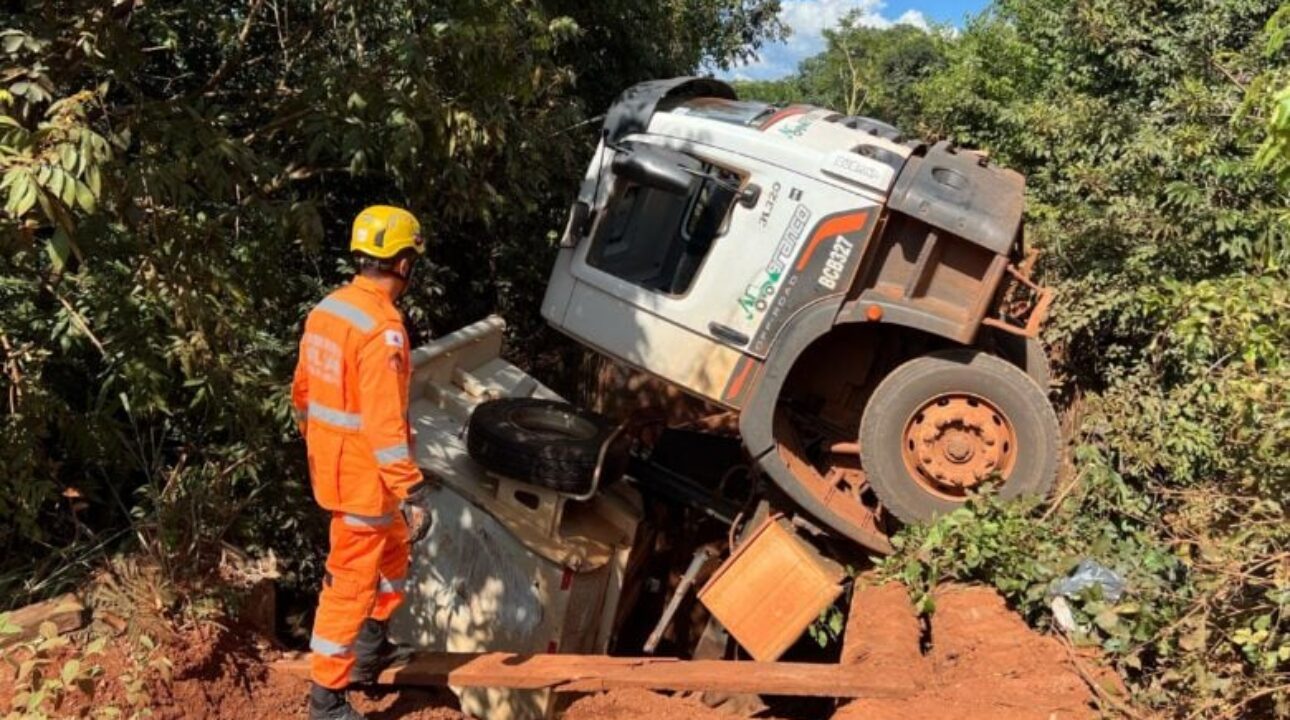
[0,0,781,607]
[1252,5,1290,183]
[735,18,945,132]
[549,0,786,110]
[917,1,1289,715]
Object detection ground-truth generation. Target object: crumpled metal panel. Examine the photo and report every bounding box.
[392,316,642,720]
[392,484,555,720]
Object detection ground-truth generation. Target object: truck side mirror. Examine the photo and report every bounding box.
[611,146,695,196]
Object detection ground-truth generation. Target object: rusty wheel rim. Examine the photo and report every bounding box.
[900,393,1018,499]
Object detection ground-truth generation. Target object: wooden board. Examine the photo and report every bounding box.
[0,593,88,649]
[274,652,915,698]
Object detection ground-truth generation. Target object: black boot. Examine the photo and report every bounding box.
[349,618,413,685]
[308,683,366,720]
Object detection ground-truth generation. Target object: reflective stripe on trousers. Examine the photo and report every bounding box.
[316,296,376,333]
[373,443,410,465]
[310,634,351,657]
[308,400,361,430]
[343,512,394,528]
[377,576,406,594]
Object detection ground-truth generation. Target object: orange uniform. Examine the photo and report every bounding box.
[291,275,425,690]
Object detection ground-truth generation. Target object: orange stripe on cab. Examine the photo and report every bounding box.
[794,211,869,272]
[724,357,756,403]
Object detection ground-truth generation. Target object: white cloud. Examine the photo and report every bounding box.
[782,0,885,38]
[895,9,930,30]
[718,0,932,81]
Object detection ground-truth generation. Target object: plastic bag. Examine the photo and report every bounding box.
[1048,559,1126,603]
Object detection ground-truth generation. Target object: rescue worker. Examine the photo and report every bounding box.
[291,205,434,720]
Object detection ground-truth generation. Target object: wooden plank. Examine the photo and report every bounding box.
[274,652,915,698]
[0,593,88,649]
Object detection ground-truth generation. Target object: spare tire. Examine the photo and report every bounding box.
[466,398,627,494]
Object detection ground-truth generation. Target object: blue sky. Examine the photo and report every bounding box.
[719,0,989,81]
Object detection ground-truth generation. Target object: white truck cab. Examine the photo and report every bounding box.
[543,78,1058,553]
[543,84,910,403]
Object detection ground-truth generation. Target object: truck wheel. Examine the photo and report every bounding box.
[467,398,626,495]
[859,349,1060,524]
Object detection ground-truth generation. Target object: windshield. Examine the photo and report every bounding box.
[588,158,740,295]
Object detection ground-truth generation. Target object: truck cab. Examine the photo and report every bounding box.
[542,78,1058,553]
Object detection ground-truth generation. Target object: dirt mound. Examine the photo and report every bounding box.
[835,583,1104,720]
[155,622,303,719]
[563,688,740,720]
[840,581,928,693]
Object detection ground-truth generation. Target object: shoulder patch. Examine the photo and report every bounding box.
[384,329,405,348]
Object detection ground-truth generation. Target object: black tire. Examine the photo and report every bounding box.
[466,398,626,494]
[991,329,1052,392]
[859,349,1060,524]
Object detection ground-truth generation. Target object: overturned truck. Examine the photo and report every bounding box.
[542,77,1058,550]
[390,78,1059,718]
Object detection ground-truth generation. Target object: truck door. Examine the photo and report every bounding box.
[559,138,876,406]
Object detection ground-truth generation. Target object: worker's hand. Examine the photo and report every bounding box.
[401,483,433,544]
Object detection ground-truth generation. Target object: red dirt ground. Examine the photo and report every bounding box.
[0,622,465,720]
[562,688,748,720]
[1,583,1124,719]
[834,582,1120,720]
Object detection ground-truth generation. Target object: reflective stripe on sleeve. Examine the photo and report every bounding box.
[374,443,411,465]
[307,401,362,430]
[316,296,377,333]
[343,512,394,528]
[378,576,406,594]
[310,634,351,657]
[292,407,308,423]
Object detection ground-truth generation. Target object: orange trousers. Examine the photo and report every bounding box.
[310,511,410,689]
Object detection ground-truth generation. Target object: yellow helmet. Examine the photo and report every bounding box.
[349,205,425,259]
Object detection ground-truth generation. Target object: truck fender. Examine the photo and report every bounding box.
[737,301,893,553]
[836,295,972,344]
